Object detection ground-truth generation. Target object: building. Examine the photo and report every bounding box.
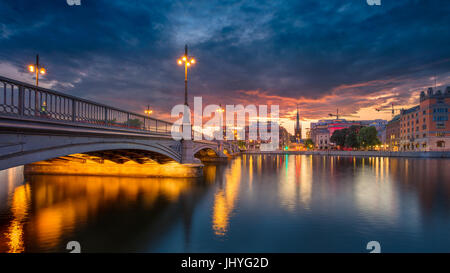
[305,128,311,139]
[385,114,401,151]
[310,118,388,150]
[399,87,450,151]
[279,126,291,150]
[360,119,388,132]
[240,121,291,151]
[310,119,361,150]
[315,128,330,149]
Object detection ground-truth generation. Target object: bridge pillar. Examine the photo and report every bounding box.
[181,140,202,164]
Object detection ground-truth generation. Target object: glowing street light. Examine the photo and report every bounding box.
[177,45,196,106]
[216,104,225,113]
[144,105,153,116]
[28,54,46,87]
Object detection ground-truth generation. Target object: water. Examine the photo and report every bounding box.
[0,155,449,253]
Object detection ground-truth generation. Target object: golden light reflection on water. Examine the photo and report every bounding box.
[248,156,253,189]
[279,155,297,211]
[5,184,31,253]
[204,164,217,183]
[2,174,194,252]
[279,155,313,211]
[354,157,402,226]
[212,157,241,236]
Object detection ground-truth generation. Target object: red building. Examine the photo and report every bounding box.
[399,87,450,151]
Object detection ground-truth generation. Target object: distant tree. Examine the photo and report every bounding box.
[358,126,380,149]
[304,138,314,149]
[127,118,143,128]
[330,128,348,148]
[344,125,361,148]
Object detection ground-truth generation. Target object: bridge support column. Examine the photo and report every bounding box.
[181,140,202,164]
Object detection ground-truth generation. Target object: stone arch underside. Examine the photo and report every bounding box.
[0,141,182,171]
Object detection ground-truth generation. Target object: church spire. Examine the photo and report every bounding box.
[295,104,302,143]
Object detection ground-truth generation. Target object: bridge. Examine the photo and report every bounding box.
[0,75,239,177]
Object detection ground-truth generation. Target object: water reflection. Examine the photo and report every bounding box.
[212,157,242,236]
[0,168,217,252]
[5,184,31,253]
[0,155,449,252]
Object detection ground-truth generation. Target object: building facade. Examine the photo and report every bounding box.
[385,114,401,151]
[310,119,380,149]
[314,128,330,149]
[399,87,450,151]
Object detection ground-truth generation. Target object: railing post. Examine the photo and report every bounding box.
[155,120,158,132]
[104,107,108,126]
[127,113,130,127]
[72,99,76,122]
[18,85,24,116]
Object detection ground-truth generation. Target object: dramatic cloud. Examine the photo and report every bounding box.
[0,0,449,133]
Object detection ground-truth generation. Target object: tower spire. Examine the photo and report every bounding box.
[295,104,302,143]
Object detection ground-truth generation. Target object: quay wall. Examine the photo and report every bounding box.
[243,150,450,158]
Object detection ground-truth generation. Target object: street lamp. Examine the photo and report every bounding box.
[216,104,225,113]
[28,54,46,87]
[28,54,47,114]
[144,105,153,116]
[177,45,196,106]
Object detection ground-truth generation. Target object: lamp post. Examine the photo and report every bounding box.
[28,54,46,87]
[177,45,196,140]
[177,45,196,106]
[28,54,47,113]
[144,105,153,116]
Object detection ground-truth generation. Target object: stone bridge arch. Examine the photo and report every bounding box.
[0,131,182,171]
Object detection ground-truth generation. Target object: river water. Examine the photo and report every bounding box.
[0,155,449,253]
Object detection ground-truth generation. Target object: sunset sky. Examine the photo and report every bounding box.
[1,0,449,135]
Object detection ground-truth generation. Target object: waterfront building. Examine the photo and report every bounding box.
[240,121,291,150]
[385,114,401,151]
[399,87,450,151]
[314,128,330,150]
[279,126,291,150]
[305,128,311,139]
[310,119,376,149]
[359,119,388,132]
[378,127,387,148]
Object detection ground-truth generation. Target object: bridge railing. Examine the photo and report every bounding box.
[0,75,173,134]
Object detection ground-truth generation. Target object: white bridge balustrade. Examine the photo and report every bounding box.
[0,75,240,177]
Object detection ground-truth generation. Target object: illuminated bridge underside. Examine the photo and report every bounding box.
[56,150,177,165]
